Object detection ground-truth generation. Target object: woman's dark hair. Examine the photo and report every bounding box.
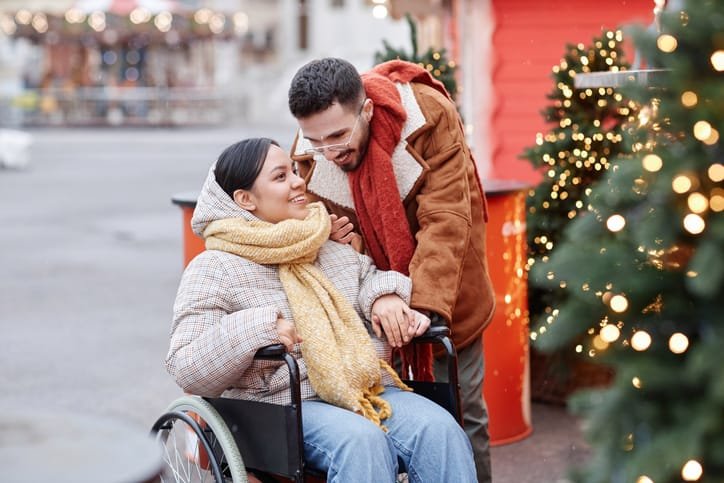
[214,137,280,198]
[288,58,365,119]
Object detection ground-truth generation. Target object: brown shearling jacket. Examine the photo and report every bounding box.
[291,81,495,350]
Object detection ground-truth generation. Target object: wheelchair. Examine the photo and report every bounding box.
[150,324,461,483]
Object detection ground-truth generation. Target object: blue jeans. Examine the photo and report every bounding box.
[302,387,477,483]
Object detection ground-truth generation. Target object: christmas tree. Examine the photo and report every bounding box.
[374,13,458,100]
[523,31,633,399]
[531,0,724,481]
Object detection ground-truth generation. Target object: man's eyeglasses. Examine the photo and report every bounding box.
[303,101,366,155]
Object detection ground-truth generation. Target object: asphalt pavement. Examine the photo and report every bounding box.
[0,126,590,482]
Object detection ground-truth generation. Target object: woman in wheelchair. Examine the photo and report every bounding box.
[165,137,477,483]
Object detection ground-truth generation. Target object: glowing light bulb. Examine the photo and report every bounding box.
[669,333,689,354]
[642,154,663,172]
[709,163,724,182]
[636,477,653,483]
[682,460,703,481]
[600,324,620,342]
[681,91,698,107]
[683,214,706,234]
[657,34,678,52]
[711,50,724,71]
[693,121,712,141]
[632,377,642,388]
[631,330,652,351]
[607,214,626,232]
[687,193,708,213]
[610,295,628,313]
[672,175,693,193]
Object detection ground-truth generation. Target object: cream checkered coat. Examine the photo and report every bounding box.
[165,167,411,405]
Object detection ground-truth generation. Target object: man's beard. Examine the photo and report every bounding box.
[339,129,370,172]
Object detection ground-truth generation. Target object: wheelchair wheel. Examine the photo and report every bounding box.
[151,396,248,483]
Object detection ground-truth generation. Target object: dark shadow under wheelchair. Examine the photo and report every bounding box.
[151,325,461,483]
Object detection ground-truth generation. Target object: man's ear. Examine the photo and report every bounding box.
[233,189,256,211]
[364,98,374,122]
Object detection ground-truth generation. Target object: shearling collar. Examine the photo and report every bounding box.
[293,82,426,211]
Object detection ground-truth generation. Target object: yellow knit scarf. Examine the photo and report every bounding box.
[203,202,409,429]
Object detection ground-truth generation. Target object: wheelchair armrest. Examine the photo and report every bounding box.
[411,325,450,343]
[252,345,302,411]
[254,344,287,360]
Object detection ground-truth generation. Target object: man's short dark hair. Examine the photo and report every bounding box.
[288,58,365,119]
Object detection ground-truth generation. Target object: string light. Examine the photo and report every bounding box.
[610,294,629,312]
[681,91,698,107]
[636,477,653,483]
[683,213,706,234]
[711,50,724,71]
[672,175,694,193]
[642,154,663,172]
[657,34,678,52]
[631,331,652,351]
[606,214,626,232]
[687,193,708,213]
[709,163,724,182]
[632,376,643,388]
[711,189,724,212]
[669,333,689,354]
[681,460,703,481]
[693,121,712,141]
[600,324,620,342]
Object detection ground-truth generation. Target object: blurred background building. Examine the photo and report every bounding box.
[0,0,655,179]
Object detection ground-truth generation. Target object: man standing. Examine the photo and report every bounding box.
[288,58,495,482]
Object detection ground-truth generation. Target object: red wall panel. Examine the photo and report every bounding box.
[490,0,654,182]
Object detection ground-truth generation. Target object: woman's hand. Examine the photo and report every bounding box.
[276,316,302,352]
[371,294,414,348]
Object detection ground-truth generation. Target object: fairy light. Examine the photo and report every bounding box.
[31,13,48,33]
[709,164,724,182]
[631,331,652,351]
[15,10,32,25]
[154,11,173,32]
[632,376,643,388]
[657,34,678,53]
[683,214,706,234]
[693,121,712,141]
[372,5,389,19]
[209,13,226,34]
[637,477,653,483]
[642,154,663,172]
[88,11,106,32]
[130,8,152,24]
[233,12,249,35]
[711,50,724,71]
[711,189,724,212]
[607,214,626,232]
[593,335,609,350]
[681,91,698,107]
[669,333,689,354]
[610,294,629,313]
[0,14,15,35]
[681,460,703,481]
[687,193,708,213]
[600,324,621,342]
[672,175,693,193]
[65,8,86,24]
[194,8,213,24]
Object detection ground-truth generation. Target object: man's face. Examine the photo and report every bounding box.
[298,101,371,172]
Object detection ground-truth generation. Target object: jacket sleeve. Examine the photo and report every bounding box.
[409,86,473,322]
[165,253,281,397]
[356,251,412,322]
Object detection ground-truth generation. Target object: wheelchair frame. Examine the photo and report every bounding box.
[151,325,460,483]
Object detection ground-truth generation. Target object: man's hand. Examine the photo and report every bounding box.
[329,214,356,244]
[408,309,431,338]
[276,316,302,352]
[371,294,414,348]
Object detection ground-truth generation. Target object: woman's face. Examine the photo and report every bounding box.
[237,144,309,223]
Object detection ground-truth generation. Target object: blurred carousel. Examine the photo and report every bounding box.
[0,0,256,126]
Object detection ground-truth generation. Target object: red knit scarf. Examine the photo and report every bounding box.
[349,61,451,381]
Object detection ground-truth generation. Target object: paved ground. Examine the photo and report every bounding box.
[0,127,590,482]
